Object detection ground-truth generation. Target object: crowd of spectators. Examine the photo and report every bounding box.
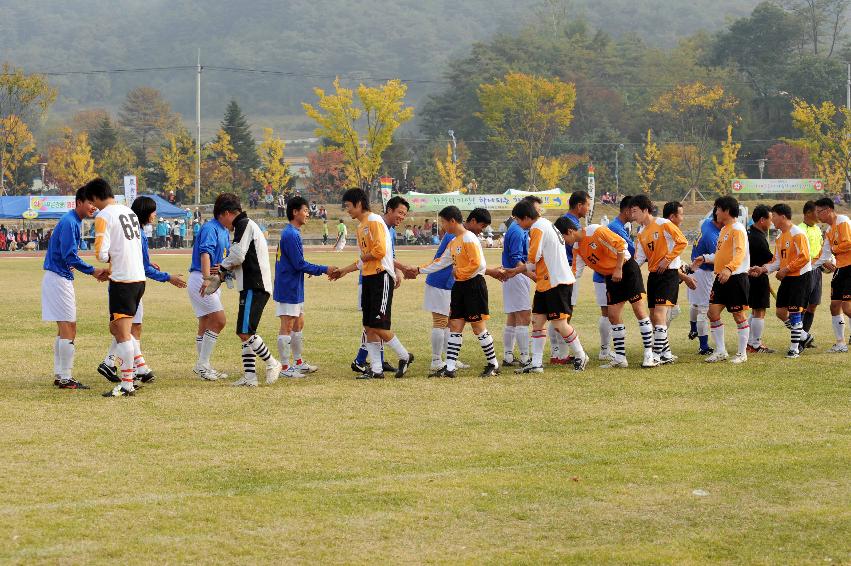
[0,224,52,251]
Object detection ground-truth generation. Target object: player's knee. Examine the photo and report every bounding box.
[432,313,448,328]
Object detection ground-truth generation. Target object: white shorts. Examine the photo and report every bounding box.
[688,268,714,307]
[133,300,144,324]
[423,284,451,316]
[275,302,304,317]
[594,281,608,307]
[570,279,581,306]
[188,271,224,318]
[357,282,362,311]
[503,274,532,313]
[41,270,76,322]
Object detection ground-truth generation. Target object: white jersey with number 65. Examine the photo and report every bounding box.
[94,203,145,282]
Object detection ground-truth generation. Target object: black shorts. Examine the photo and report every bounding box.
[806,268,823,306]
[605,258,645,306]
[831,265,851,301]
[748,274,771,310]
[361,272,393,330]
[647,269,679,307]
[710,272,749,313]
[532,284,574,321]
[450,274,490,322]
[108,281,145,321]
[237,289,270,334]
[776,273,809,312]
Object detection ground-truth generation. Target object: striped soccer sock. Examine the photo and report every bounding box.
[476,330,497,366]
[446,332,463,371]
[241,340,257,378]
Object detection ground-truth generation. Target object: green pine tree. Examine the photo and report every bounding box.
[90,116,118,162]
[221,99,259,173]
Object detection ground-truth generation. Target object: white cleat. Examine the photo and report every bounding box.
[573,352,590,371]
[281,366,306,379]
[828,343,848,353]
[232,375,258,387]
[265,360,282,385]
[292,361,318,374]
[641,352,660,368]
[598,349,613,361]
[210,368,229,380]
[659,353,678,365]
[705,351,729,363]
[600,357,629,369]
[456,361,470,370]
[193,363,219,381]
[730,352,748,364]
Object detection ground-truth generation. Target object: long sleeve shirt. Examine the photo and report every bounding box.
[692,218,721,272]
[274,223,328,304]
[765,225,812,277]
[702,222,749,276]
[420,229,485,282]
[141,232,170,283]
[634,217,688,271]
[573,225,630,278]
[43,210,95,280]
[425,233,455,291]
[815,214,851,269]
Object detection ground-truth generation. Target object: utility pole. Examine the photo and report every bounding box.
[615,143,624,195]
[846,62,850,200]
[195,49,202,206]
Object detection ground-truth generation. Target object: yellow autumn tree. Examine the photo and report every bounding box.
[159,130,194,194]
[98,142,144,190]
[791,98,851,195]
[435,143,465,192]
[47,128,96,193]
[204,128,238,191]
[711,125,742,195]
[478,73,576,189]
[0,115,38,193]
[253,128,290,193]
[533,154,585,189]
[304,78,413,189]
[635,129,661,194]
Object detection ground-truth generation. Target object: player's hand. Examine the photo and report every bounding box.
[394,269,403,289]
[683,274,697,290]
[612,267,623,282]
[823,262,837,273]
[691,256,705,271]
[776,267,788,281]
[326,266,339,280]
[656,258,670,273]
[210,264,221,276]
[169,274,187,288]
[718,268,731,284]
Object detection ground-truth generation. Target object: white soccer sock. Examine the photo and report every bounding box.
[446,332,463,371]
[104,337,117,366]
[476,330,497,367]
[749,317,765,348]
[132,337,149,373]
[736,320,749,356]
[365,342,383,373]
[430,328,444,363]
[548,324,561,358]
[241,340,257,379]
[249,335,275,364]
[115,340,135,390]
[292,331,304,364]
[515,326,530,360]
[697,307,709,337]
[443,328,450,359]
[832,314,847,343]
[199,330,218,367]
[277,334,292,368]
[502,326,516,360]
[710,320,726,354]
[637,318,654,356]
[195,335,203,355]
[58,338,75,379]
[689,304,699,324]
[563,328,584,357]
[598,316,612,352]
[53,336,61,377]
[386,336,409,360]
[531,329,546,366]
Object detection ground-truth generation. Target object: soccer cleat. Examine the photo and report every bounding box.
[730,353,748,364]
[758,344,776,354]
[265,360,282,385]
[132,378,144,389]
[802,334,816,349]
[697,347,715,356]
[503,353,516,367]
[480,363,500,377]
[57,378,90,390]
[598,349,612,361]
[293,361,318,374]
[98,362,120,383]
[53,376,62,387]
[351,361,367,374]
[600,358,628,369]
[209,368,228,380]
[688,329,698,340]
[281,366,306,378]
[193,364,217,381]
[232,375,259,387]
[704,351,729,363]
[456,361,470,369]
[785,349,800,359]
[641,352,660,368]
[428,366,446,377]
[395,353,414,378]
[659,353,677,365]
[515,362,544,374]
[102,385,133,397]
[549,356,560,365]
[573,352,590,371]
[827,343,849,353]
[382,361,396,373]
[746,344,774,354]
[138,370,156,384]
[443,368,457,378]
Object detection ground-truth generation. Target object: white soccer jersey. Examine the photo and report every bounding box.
[94,203,145,282]
[527,217,575,291]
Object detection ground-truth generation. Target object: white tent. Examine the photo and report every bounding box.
[503,188,565,195]
[406,190,462,196]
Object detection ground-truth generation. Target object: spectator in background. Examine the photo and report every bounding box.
[0,230,6,251]
[143,218,153,242]
[171,219,180,248]
[309,200,318,216]
[249,189,259,209]
[405,224,414,244]
[276,193,286,218]
[179,219,187,247]
[193,219,200,240]
[319,206,327,220]
[168,191,176,205]
[322,220,329,245]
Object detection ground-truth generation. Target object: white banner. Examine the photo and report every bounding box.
[124,175,138,206]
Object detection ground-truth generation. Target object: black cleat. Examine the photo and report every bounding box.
[57,378,90,390]
[138,371,156,383]
[98,362,120,383]
[688,330,698,340]
[803,334,816,349]
[697,347,714,356]
[102,386,134,397]
[443,368,457,378]
[357,369,385,379]
[480,363,500,377]
[428,366,446,377]
[395,353,414,378]
[53,377,61,387]
[502,358,517,367]
[382,361,396,373]
[351,361,367,374]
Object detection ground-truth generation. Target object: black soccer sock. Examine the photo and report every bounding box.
[802,311,815,333]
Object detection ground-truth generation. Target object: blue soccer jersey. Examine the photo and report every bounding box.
[43,210,95,280]
[273,223,327,304]
[692,218,721,271]
[189,219,230,273]
[425,232,455,290]
[141,231,170,283]
[501,221,528,269]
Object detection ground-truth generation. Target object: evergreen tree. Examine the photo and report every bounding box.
[90,116,118,162]
[220,100,259,173]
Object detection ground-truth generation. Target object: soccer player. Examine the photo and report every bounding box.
[335,218,348,249]
[512,200,589,373]
[333,189,414,379]
[746,205,775,353]
[188,195,232,381]
[553,190,591,363]
[630,195,688,364]
[98,196,187,385]
[799,200,823,346]
[411,206,499,377]
[500,196,537,367]
[662,201,698,325]
[86,178,147,397]
[750,203,812,358]
[688,209,722,355]
[563,218,656,368]
[813,197,851,352]
[42,186,109,389]
[600,196,635,360]
[274,196,336,378]
[207,193,282,386]
[691,196,750,364]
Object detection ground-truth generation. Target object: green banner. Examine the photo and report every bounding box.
[406,193,567,212]
[731,179,825,194]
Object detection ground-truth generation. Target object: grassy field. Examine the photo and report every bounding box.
[0,248,849,565]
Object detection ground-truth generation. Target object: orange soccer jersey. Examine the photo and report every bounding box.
[766,225,811,276]
[573,225,629,276]
[420,229,485,282]
[357,213,394,277]
[635,217,688,271]
[818,214,851,269]
[709,222,749,275]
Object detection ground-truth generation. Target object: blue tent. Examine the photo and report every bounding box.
[143,194,190,218]
[0,194,188,219]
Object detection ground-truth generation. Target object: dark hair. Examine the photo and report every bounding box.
[803,200,816,214]
[467,208,491,225]
[213,193,242,219]
[342,188,369,211]
[714,196,739,217]
[631,194,653,212]
[771,203,793,219]
[554,216,579,234]
[386,196,410,212]
[74,187,91,204]
[438,205,463,223]
[814,197,835,209]
[521,195,543,205]
[618,195,633,211]
[82,178,113,201]
[131,196,157,226]
[569,190,591,209]
[512,200,539,220]
[662,201,682,219]
[286,196,308,221]
[752,204,770,223]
